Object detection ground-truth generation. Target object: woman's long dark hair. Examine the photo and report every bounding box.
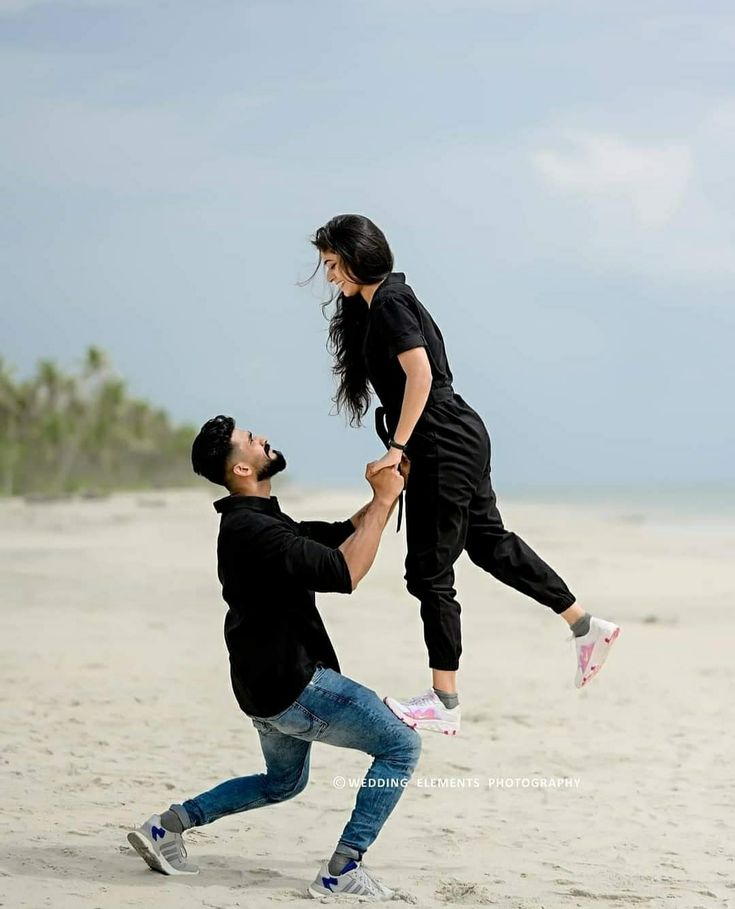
[309,214,394,426]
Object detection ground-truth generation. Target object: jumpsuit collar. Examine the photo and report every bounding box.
[370,272,406,309]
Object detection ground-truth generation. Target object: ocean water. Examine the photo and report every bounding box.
[500,484,735,535]
[301,482,735,532]
[500,483,735,515]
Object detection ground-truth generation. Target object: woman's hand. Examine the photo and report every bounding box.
[366,445,403,477]
[398,453,411,486]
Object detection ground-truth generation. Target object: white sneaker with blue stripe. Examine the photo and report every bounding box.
[127,814,199,875]
[308,859,394,899]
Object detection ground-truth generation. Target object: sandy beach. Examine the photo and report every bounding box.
[1,487,733,908]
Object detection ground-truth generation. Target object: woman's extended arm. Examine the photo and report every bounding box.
[393,347,433,445]
[367,347,432,475]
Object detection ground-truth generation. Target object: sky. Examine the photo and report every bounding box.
[2,0,734,490]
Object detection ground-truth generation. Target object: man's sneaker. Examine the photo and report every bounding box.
[384,689,460,735]
[127,814,199,875]
[308,859,394,899]
[573,617,621,688]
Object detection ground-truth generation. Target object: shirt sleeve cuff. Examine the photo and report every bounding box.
[336,519,355,544]
[388,333,426,357]
[334,549,354,593]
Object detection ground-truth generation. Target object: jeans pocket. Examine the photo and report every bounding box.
[273,700,328,739]
[250,716,273,734]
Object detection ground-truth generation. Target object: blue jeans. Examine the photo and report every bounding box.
[182,667,421,856]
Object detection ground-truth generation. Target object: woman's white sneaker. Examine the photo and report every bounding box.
[573,617,621,688]
[384,689,460,735]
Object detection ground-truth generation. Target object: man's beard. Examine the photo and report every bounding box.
[257,449,286,480]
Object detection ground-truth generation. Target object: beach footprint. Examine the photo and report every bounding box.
[435,878,493,904]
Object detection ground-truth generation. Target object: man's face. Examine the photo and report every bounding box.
[230,428,286,482]
[321,250,363,298]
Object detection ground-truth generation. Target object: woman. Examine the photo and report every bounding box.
[309,214,620,736]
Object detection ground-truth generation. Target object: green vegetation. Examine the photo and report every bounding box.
[0,347,197,497]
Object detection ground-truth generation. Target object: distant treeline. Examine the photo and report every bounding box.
[0,347,198,497]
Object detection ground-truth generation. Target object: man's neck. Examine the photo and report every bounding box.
[232,479,272,499]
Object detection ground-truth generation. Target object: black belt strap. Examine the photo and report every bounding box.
[374,406,403,533]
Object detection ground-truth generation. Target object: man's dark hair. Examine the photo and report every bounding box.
[191,415,236,487]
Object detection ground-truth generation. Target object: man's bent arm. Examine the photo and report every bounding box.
[254,522,354,593]
[349,501,371,528]
[296,518,355,548]
[296,494,398,549]
[348,455,407,531]
[350,487,402,528]
[338,496,394,590]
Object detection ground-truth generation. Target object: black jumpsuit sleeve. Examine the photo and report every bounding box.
[372,291,427,358]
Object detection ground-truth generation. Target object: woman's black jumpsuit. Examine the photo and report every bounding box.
[364,273,576,671]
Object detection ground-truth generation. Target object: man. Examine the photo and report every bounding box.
[127,415,419,899]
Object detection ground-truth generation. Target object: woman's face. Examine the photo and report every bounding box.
[321,250,362,298]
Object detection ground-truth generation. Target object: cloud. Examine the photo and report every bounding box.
[521,119,735,281]
[531,131,692,228]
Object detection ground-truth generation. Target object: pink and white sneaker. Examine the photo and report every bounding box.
[573,617,621,688]
[384,689,460,735]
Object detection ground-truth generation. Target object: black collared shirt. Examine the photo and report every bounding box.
[213,494,354,717]
[365,272,453,419]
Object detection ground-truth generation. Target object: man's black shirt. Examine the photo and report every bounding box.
[213,494,354,718]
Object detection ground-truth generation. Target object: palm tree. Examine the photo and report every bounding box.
[53,346,113,491]
[0,357,21,495]
[0,347,196,496]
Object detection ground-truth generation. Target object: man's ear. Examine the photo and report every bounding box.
[231,461,252,480]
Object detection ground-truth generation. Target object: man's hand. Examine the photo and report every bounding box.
[366,461,405,504]
[349,457,409,531]
[340,461,408,591]
[366,445,402,477]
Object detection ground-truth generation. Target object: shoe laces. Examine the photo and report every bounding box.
[353,865,385,896]
[403,689,437,710]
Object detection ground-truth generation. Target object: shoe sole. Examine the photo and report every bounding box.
[383,697,460,736]
[126,830,199,876]
[577,626,621,688]
[307,883,395,900]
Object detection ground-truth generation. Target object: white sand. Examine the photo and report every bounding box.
[1,487,733,908]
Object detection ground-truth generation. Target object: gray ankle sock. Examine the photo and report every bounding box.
[160,804,191,833]
[570,612,591,638]
[433,687,459,709]
[328,843,361,876]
